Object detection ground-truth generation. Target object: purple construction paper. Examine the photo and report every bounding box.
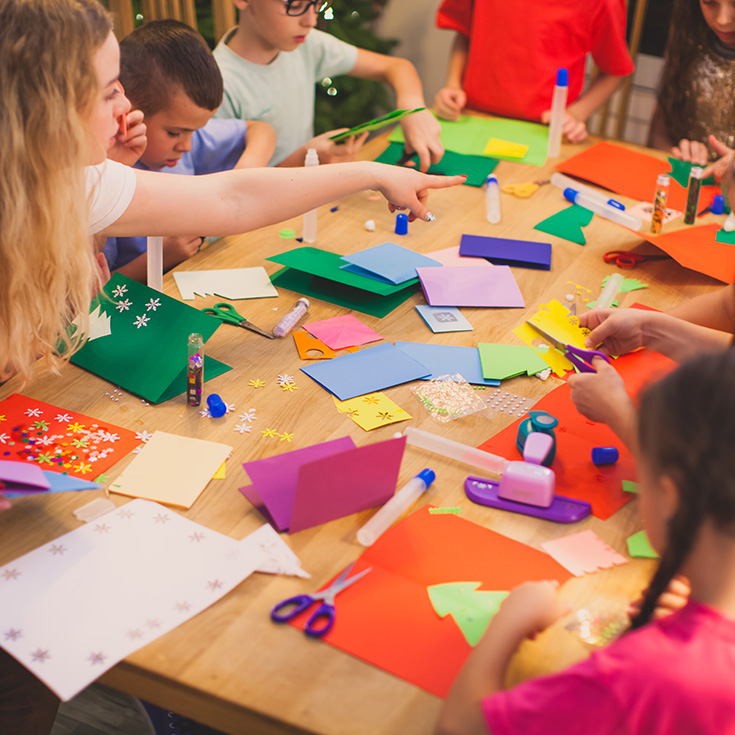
[0,460,50,493]
[289,436,406,533]
[239,437,355,530]
[416,266,524,308]
[459,234,552,270]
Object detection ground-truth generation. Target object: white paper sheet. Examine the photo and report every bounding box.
[173,268,278,301]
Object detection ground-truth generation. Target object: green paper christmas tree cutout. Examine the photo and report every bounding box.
[534,204,594,245]
[427,582,509,647]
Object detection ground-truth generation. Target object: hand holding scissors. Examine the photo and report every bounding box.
[603,250,671,269]
[529,323,610,373]
[201,302,274,339]
[271,562,371,637]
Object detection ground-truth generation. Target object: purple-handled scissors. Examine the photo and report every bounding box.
[528,323,610,373]
[270,562,371,638]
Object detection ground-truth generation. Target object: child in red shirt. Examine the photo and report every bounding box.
[434,0,634,142]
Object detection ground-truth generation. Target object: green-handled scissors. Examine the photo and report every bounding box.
[201,302,275,339]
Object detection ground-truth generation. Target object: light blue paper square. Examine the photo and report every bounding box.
[394,342,500,387]
[341,242,442,285]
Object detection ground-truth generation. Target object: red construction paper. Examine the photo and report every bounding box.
[0,393,139,480]
[477,349,675,519]
[291,507,571,696]
[556,142,718,213]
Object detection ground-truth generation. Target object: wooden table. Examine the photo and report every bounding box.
[0,136,722,735]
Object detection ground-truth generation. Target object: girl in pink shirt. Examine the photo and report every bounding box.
[436,349,735,735]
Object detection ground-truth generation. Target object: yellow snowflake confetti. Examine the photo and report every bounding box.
[249,379,266,388]
[281,382,298,392]
[67,422,85,433]
[278,433,294,442]
[261,428,278,438]
[75,462,92,474]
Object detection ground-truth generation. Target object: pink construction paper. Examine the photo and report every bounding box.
[303,314,383,351]
[416,266,524,308]
[540,530,628,576]
[427,246,493,268]
[0,460,50,493]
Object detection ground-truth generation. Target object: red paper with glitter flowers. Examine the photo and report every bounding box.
[0,394,138,480]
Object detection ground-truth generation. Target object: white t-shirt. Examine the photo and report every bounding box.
[213,28,358,165]
[85,160,137,234]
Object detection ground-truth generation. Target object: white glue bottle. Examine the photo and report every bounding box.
[302,148,319,243]
[547,68,568,159]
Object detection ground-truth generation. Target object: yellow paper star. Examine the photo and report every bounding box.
[261,428,278,438]
[281,383,298,392]
[278,432,294,442]
[249,379,266,389]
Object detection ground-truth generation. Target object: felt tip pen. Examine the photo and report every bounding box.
[486,175,501,224]
[547,68,568,159]
[563,188,642,231]
[550,173,625,211]
[187,333,204,407]
[356,469,435,546]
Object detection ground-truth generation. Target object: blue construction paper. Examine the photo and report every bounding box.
[300,343,431,400]
[340,242,443,285]
[394,342,501,386]
[459,234,552,271]
[4,469,101,498]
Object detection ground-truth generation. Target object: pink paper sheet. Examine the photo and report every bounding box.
[540,530,628,576]
[303,314,383,351]
[427,246,493,268]
[416,266,524,308]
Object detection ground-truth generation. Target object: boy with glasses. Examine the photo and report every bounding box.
[213,0,443,170]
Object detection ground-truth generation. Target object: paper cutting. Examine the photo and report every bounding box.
[534,205,594,245]
[340,242,442,285]
[172,267,277,301]
[541,530,628,576]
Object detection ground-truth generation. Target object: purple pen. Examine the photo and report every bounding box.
[273,298,309,338]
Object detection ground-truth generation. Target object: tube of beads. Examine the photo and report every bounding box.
[187,333,203,407]
[684,167,703,225]
[273,298,309,338]
[651,173,669,234]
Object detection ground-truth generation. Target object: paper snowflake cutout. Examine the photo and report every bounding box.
[116,298,132,312]
[225,403,236,414]
[0,434,10,444]
[207,579,224,591]
[135,430,153,443]
[153,513,171,524]
[4,629,22,642]
[377,412,394,422]
[239,409,257,422]
[279,432,294,443]
[189,532,206,543]
[103,432,120,443]
[234,423,252,434]
[31,649,50,663]
[276,374,294,386]
[146,618,162,629]
[48,544,67,556]
[88,652,107,666]
[133,314,150,329]
[55,413,72,423]
[67,422,85,433]
[145,298,161,312]
[116,509,134,519]
[92,522,110,533]
[1,568,20,581]
[75,462,92,474]
[249,379,266,388]
[0,415,5,423]
[174,601,192,613]
[261,428,278,438]
[36,435,54,446]
[127,629,143,640]
[112,284,128,298]
[25,408,43,418]
[281,383,298,393]
[199,408,211,418]
[362,396,380,405]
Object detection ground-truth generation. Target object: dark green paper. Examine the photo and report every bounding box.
[534,205,594,245]
[328,108,425,141]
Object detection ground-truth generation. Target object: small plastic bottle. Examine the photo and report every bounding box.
[187,333,203,407]
[651,173,670,234]
[547,68,569,159]
[302,148,319,243]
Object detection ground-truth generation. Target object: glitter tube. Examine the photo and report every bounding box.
[651,174,669,234]
[684,167,703,225]
[187,333,203,407]
[273,298,309,338]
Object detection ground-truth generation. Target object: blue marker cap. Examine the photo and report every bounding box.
[395,212,408,235]
[556,68,569,87]
[417,468,436,487]
[563,186,577,204]
[607,199,625,211]
[712,194,725,215]
[592,447,619,465]
[207,393,227,418]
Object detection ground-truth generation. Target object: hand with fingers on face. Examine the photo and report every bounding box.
[400,108,444,172]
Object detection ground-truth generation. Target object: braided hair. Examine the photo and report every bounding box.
[630,348,735,629]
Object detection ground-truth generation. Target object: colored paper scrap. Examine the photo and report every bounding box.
[0,393,138,480]
[428,582,509,647]
[391,115,549,167]
[638,223,735,283]
[415,305,473,333]
[417,265,524,308]
[555,142,718,212]
[270,267,418,319]
[213,461,226,480]
[329,107,425,141]
[541,530,628,576]
[0,498,265,702]
[426,246,493,268]
[109,431,232,509]
[375,141,498,187]
[300,342,430,401]
[483,138,528,159]
[459,234,552,270]
[477,343,550,381]
[0,461,49,493]
[626,530,659,559]
[172,267,277,301]
[667,157,716,188]
[340,242,442,285]
[293,330,336,359]
[239,435,405,533]
[622,480,639,493]
[332,392,411,431]
[246,524,311,578]
[290,507,571,697]
[303,314,382,351]
[603,275,648,292]
[716,228,735,245]
[534,204,594,246]
[478,349,676,519]
[70,273,230,403]
[394,341,500,386]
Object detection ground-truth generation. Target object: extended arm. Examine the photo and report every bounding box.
[233,120,277,169]
[433,32,468,122]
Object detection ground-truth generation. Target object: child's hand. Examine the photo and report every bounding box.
[702,135,735,182]
[433,87,466,121]
[629,575,690,621]
[162,235,204,271]
[107,109,147,167]
[494,581,572,641]
[671,138,709,166]
[578,307,648,357]
[400,109,444,173]
[568,357,632,426]
[372,164,465,221]
[308,130,369,164]
[540,109,588,143]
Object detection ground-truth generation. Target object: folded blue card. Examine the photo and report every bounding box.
[341,242,443,285]
[300,342,431,400]
[394,341,501,386]
[459,234,552,271]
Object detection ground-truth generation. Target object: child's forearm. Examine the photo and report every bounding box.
[355,52,427,108]
[566,72,622,122]
[113,254,148,284]
[667,284,735,331]
[643,311,733,361]
[235,120,276,169]
[444,33,469,89]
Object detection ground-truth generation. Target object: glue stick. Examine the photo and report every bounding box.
[684,167,703,225]
[547,68,568,159]
[596,273,624,310]
[302,148,319,243]
[651,174,670,234]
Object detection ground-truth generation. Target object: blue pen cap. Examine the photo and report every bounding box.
[713,194,725,215]
[395,212,408,235]
[417,468,436,487]
[207,393,227,418]
[563,187,577,203]
[556,68,569,87]
[591,447,619,465]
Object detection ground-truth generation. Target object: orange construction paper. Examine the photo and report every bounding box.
[555,142,718,213]
[477,349,675,519]
[290,507,571,697]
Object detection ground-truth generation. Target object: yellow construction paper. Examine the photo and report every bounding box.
[109,431,232,508]
[213,461,226,480]
[332,392,411,431]
[483,138,529,159]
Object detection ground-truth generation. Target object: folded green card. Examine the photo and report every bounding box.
[329,108,425,141]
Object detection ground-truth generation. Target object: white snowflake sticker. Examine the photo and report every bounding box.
[133,314,150,329]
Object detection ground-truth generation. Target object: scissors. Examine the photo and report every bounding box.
[271,562,372,638]
[603,250,671,269]
[501,180,550,198]
[201,302,274,339]
[528,323,610,373]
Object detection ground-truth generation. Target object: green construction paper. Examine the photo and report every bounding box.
[389,114,549,167]
[622,480,639,493]
[70,274,228,403]
[329,108,425,141]
[716,229,735,245]
[626,530,659,558]
[667,157,716,188]
[534,204,594,245]
[270,267,418,318]
[602,275,648,292]
[477,343,549,381]
[266,247,417,296]
[375,141,498,187]
[586,299,619,309]
[428,582,509,647]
